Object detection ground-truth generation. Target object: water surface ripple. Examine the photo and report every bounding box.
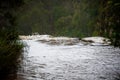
[17,40,120,80]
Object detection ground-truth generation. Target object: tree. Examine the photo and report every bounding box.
[97,0,120,47]
[0,0,24,78]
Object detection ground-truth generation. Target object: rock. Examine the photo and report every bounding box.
[81,37,111,46]
[90,43,109,46]
[38,36,80,45]
[19,35,111,46]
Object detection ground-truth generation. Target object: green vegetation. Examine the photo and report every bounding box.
[17,0,120,46]
[17,0,98,37]
[97,0,120,47]
[0,0,24,78]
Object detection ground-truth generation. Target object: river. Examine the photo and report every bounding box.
[7,39,120,80]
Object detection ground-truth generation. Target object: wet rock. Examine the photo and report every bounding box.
[19,35,111,46]
[38,36,80,45]
[81,37,111,46]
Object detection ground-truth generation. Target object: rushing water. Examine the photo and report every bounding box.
[10,40,120,80]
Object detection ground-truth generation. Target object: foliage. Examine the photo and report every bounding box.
[17,0,120,46]
[0,0,24,78]
[17,0,99,37]
[97,0,120,47]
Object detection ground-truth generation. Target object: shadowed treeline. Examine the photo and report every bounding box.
[17,0,120,47]
[0,0,24,79]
